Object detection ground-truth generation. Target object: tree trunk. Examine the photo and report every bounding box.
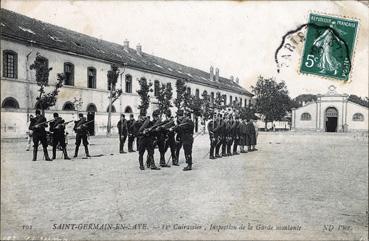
[265,120,268,132]
[107,83,113,136]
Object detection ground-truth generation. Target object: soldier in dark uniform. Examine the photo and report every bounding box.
[232,115,241,155]
[214,113,224,158]
[175,110,185,162]
[239,118,248,153]
[29,109,51,161]
[152,110,170,168]
[207,113,218,159]
[127,114,136,152]
[136,115,160,170]
[73,113,91,158]
[220,114,228,157]
[162,110,178,166]
[117,114,128,153]
[171,111,194,171]
[226,114,234,156]
[49,112,70,160]
[245,119,256,152]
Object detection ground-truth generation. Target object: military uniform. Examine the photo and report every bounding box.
[49,114,70,160]
[73,115,91,158]
[127,115,136,152]
[117,116,128,153]
[172,113,194,171]
[214,115,224,158]
[175,114,184,162]
[137,117,160,170]
[226,118,234,156]
[232,118,240,155]
[245,120,256,151]
[161,113,177,166]
[207,116,218,159]
[29,110,51,161]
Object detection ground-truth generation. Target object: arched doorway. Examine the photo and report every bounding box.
[325,107,338,132]
[86,103,97,136]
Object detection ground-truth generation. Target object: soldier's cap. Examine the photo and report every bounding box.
[53,112,59,117]
[35,109,41,115]
[78,113,84,118]
[121,114,125,118]
[130,114,134,118]
[217,113,222,117]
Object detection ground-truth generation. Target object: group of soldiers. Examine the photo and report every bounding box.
[28,110,92,161]
[207,112,258,159]
[28,108,258,171]
[116,109,194,171]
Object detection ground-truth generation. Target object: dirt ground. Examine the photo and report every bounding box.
[1,132,368,241]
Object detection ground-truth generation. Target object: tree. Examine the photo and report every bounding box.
[30,53,64,115]
[137,78,153,116]
[107,64,121,135]
[348,94,369,108]
[252,76,294,131]
[200,91,212,121]
[239,105,257,120]
[174,79,186,114]
[214,92,224,112]
[155,83,173,118]
[293,94,317,107]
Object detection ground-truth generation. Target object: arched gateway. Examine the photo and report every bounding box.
[325,107,338,132]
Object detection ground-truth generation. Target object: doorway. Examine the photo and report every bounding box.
[325,107,338,132]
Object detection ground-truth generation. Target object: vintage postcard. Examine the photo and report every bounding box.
[1,1,368,241]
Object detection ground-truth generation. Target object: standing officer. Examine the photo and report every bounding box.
[162,110,177,166]
[171,111,194,171]
[73,113,91,158]
[207,113,218,159]
[117,114,128,153]
[127,114,136,152]
[220,113,228,157]
[137,115,160,170]
[226,114,234,156]
[49,112,70,160]
[232,115,240,155]
[214,113,224,158]
[29,109,51,161]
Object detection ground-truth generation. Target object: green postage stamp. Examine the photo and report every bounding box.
[300,13,359,81]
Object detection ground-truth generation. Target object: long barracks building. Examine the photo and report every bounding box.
[0,9,253,138]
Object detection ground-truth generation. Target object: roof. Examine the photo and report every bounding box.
[0,8,253,97]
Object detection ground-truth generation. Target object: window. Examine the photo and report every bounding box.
[86,103,97,112]
[301,112,311,121]
[3,50,17,78]
[240,98,242,106]
[125,75,132,93]
[229,96,233,105]
[107,105,116,113]
[1,97,19,109]
[235,97,238,105]
[223,95,227,105]
[195,89,200,99]
[245,99,247,107]
[87,67,96,89]
[166,82,172,90]
[211,92,214,103]
[124,106,133,113]
[62,101,75,111]
[187,87,191,95]
[353,113,364,121]
[64,62,74,86]
[154,80,160,97]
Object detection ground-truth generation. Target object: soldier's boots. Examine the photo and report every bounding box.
[139,156,145,170]
[149,156,160,170]
[85,146,91,157]
[183,155,192,171]
[63,148,71,160]
[210,155,215,159]
[160,153,170,167]
[52,147,57,160]
[215,153,221,158]
[32,149,38,161]
[43,148,52,161]
[233,151,239,155]
[172,158,179,166]
[74,146,79,158]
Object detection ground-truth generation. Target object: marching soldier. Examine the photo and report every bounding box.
[29,109,51,161]
[171,111,194,171]
[117,114,128,153]
[232,115,241,155]
[207,113,218,159]
[127,114,136,152]
[73,113,91,158]
[136,115,160,170]
[162,110,178,166]
[49,112,71,160]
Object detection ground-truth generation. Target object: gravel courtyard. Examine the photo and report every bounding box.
[1,132,368,241]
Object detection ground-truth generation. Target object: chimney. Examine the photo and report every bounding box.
[210,66,214,81]
[235,77,239,84]
[136,43,142,56]
[215,68,219,82]
[123,39,129,51]
[230,75,234,82]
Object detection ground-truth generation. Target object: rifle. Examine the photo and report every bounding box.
[55,120,74,129]
[31,119,53,129]
[139,121,168,136]
[75,120,94,130]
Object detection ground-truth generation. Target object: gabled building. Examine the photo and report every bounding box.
[0,8,253,138]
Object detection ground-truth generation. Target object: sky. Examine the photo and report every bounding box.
[2,0,368,98]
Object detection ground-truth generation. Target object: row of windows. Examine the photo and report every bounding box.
[3,49,247,105]
[300,112,365,121]
[1,97,133,113]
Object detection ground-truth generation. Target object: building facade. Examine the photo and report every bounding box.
[0,9,253,138]
[291,86,368,132]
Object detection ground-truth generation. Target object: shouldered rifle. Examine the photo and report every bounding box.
[31,119,53,129]
[76,120,94,130]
